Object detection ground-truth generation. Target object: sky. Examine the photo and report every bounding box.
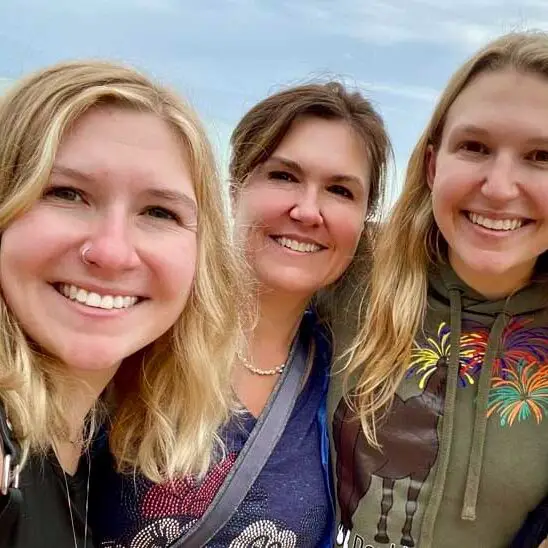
[1,0,548,203]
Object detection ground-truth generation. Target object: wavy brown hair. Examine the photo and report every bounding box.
[229,81,392,350]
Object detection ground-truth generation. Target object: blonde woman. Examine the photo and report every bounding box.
[92,82,391,547]
[0,60,241,547]
[330,32,548,548]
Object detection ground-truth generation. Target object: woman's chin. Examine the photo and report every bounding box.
[52,345,124,376]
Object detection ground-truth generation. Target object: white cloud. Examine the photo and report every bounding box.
[17,0,180,13]
[361,81,439,103]
[283,0,548,50]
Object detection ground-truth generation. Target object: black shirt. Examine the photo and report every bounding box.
[0,452,95,548]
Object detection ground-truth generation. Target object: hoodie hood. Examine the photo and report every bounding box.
[429,263,548,319]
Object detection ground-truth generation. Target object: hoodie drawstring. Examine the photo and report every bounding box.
[421,288,509,545]
[419,288,462,548]
[461,311,507,520]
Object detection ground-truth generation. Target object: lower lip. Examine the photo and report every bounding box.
[463,213,531,238]
[269,236,324,255]
[52,285,139,318]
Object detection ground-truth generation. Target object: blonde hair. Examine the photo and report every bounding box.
[344,31,548,447]
[0,60,242,481]
[229,82,392,346]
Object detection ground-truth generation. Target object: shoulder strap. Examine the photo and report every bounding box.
[0,402,23,533]
[0,403,21,496]
[174,324,311,547]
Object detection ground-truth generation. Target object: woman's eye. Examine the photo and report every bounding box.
[328,185,354,199]
[268,170,298,183]
[44,186,84,202]
[527,150,548,163]
[459,140,489,154]
[144,206,180,222]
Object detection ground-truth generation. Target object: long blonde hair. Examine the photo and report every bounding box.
[344,31,548,447]
[0,60,243,481]
[229,82,392,348]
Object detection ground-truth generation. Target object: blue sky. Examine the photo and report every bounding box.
[1,0,547,202]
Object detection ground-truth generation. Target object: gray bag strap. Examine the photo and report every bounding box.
[174,325,310,547]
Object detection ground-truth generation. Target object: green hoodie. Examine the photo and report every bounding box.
[328,264,548,548]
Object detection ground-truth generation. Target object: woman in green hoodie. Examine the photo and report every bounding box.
[329,31,548,548]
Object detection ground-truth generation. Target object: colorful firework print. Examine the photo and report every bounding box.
[408,318,548,427]
[493,317,548,376]
[407,321,487,388]
[488,360,548,426]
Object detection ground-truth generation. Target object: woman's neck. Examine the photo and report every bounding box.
[448,251,534,299]
[233,290,310,417]
[249,290,310,360]
[54,363,119,473]
[63,364,119,438]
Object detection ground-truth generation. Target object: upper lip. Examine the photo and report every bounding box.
[53,281,143,298]
[466,210,532,221]
[271,234,328,248]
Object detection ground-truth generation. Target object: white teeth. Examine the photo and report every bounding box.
[76,288,88,303]
[86,292,102,307]
[59,284,139,310]
[101,295,114,310]
[274,237,322,253]
[468,212,524,231]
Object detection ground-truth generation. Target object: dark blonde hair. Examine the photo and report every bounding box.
[229,81,392,348]
[345,31,548,447]
[0,60,243,481]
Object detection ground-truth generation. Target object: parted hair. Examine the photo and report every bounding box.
[229,81,392,349]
